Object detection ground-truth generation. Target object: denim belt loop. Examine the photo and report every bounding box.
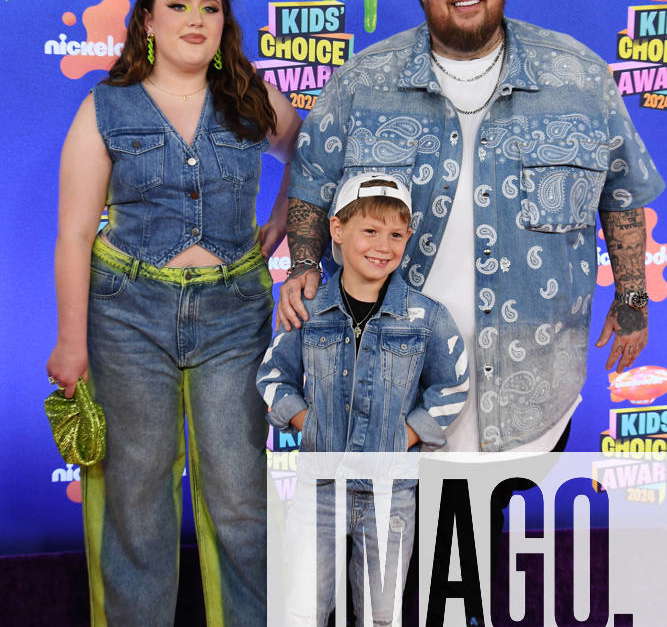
[221,264,231,287]
[128,258,141,281]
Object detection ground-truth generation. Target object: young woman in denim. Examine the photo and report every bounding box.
[257,174,469,624]
[46,1,300,625]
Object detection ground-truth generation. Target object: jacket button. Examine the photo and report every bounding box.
[482,307,492,314]
[187,157,198,166]
[189,191,200,200]
[400,343,408,350]
[342,369,349,377]
[483,248,492,256]
[131,140,141,149]
[484,365,494,374]
[320,337,326,343]
[191,227,200,236]
[345,403,350,412]
[345,337,350,344]
[480,137,488,145]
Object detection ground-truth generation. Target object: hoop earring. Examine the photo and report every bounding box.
[212,48,222,70]
[147,33,155,65]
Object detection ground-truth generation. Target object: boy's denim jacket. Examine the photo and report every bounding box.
[257,271,469,452]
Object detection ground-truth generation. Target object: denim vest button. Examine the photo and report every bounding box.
[320,337,326,343]
[131,140,141,149]
[400,343,407,350]
[345,403,350,412]
[482,307,492,314]
[191,227,200,236]
[345,337,350,344]
[484,365,494,374]
[342,369,349,376]
[187,157,198,166]
[189,191,200,200]
[483,248,492,256]
[480,138,488,145]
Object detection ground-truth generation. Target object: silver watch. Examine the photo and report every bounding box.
[614,290,649,309]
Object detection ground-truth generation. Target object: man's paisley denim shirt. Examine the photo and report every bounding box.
[288,19,665,451]
[257,271,469,453]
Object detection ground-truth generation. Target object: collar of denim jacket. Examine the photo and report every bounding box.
[313,269,409,320]
[397,19,541,96]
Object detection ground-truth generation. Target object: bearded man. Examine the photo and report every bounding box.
[280,0,664,454]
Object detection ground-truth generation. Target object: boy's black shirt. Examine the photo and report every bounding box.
[339,274,390,354]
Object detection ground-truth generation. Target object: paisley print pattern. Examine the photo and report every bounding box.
[289,18,665,452]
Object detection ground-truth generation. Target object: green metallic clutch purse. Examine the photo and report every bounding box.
[44,379,106,466]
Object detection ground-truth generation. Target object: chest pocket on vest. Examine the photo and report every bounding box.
[210,130,264,183]
[107,132,165,192]
[303,327,344,380]
[381,332,426,388]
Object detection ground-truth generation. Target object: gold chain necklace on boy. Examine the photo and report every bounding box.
[146,78,207,101]
[341,287,380,339]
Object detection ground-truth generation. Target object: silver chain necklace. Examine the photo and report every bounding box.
[341,284,379,339]
[430,42,505,83]
[433,45,506,116]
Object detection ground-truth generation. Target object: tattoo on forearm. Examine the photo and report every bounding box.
[600,208,647,291]
[287,197,330,276]
[600,208,648,334]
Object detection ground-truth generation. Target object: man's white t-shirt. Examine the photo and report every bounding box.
[422,46,578,453]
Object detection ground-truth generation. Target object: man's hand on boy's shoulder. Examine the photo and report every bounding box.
[277,270,320,331]
[290,408,308,431]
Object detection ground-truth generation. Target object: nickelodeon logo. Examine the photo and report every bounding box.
[44,0,130,80]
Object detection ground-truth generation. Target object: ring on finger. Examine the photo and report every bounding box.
[48,376,57,385]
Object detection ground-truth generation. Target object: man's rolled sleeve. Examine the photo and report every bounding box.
[288,72,348,211]
[406,304,470,450]
[600,71,665,212]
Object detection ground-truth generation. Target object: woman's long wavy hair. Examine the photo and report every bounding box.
[105,0,276,141]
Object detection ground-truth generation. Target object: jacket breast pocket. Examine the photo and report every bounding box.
[519,157,607,233]
[210,130,265,183]
[107,131,165,192]
[303,327,344,380]
[381,332,426,388]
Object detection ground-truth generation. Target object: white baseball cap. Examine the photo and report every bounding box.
[331,173,412,265]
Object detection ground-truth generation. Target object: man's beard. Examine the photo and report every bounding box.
[428,1,505,53]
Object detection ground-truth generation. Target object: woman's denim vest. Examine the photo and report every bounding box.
[93,82,268,267]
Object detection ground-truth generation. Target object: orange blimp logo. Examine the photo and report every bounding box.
[609,366,667,404]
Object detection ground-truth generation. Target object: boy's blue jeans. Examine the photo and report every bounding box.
[84,239,272,626]
[314,483,416,626]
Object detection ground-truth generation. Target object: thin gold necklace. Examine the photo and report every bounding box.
[146,78,207,101]
[340,279,380,339]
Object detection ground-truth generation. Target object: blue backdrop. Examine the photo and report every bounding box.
[1,0,665,555]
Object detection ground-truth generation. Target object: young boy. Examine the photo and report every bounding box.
[257,173,469,624]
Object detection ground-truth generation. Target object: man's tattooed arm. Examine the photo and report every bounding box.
[596,207,648,371]
[286,197,330,278]
[600,208,648,333]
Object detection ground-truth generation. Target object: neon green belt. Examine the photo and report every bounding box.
[92,237,265,285]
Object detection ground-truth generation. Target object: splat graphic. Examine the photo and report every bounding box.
[61,0,130,79]
[609,366,667,404]
[597,207,667,302]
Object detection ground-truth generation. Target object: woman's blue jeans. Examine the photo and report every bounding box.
[84,243,272,626]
